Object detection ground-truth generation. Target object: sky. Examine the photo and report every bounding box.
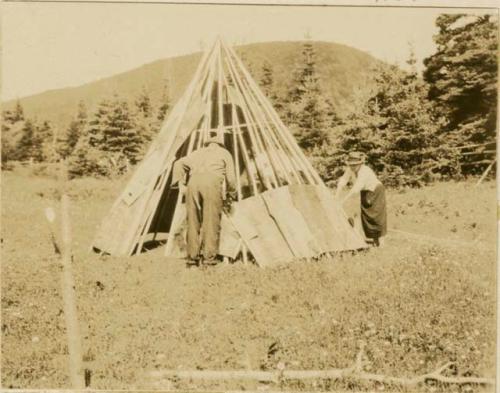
[2,2,496,101]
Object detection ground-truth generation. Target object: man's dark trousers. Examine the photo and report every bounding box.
[185,173,223,261]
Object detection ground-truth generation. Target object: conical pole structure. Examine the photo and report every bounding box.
[131,41,219,255]
[160,36,327,260]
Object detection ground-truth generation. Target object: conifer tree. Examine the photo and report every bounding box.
[16,119,44,162]
[333,55,443,187]
[69,97,142,177]
[136,88,153,118]
[286,41,336,150]
[8,101,25,123]
[102,99,142,164]
[2,104,26,164]
[37,120,55,162]
[260,60,275,99]
[134,89,158,148]
[60,101,87,159]
[1,137,14,168]
[259,60,286,119]
[424,14,498,147]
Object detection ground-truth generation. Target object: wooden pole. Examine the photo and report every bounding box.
[125,39,218,255]
[233,60,300,185]
[224,40,323,185]
[475,159,495,187]
[223,54,279,189]
[222,72,258,195]
[148,364,494,387]
[59,161,85,389]
[133,41,217,254]
[224,52,284,188]
[224,48,293,186]
[224,41,309,183]
[229,102,250,264]
[164,44,219,257]
[148,342,493,386]
[231,105,243,200]
[223,57,272,190]
[234,106,260,195]
[217,39,224,131]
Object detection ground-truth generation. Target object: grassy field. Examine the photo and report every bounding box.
[1,167,496,391]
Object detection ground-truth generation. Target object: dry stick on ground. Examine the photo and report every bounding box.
[148,345,494,387]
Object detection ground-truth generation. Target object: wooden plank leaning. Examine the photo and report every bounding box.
[261,186,321,259]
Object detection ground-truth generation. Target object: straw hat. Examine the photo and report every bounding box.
[345,151,366,165]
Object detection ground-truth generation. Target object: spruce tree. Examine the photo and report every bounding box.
[134,89,158,149]
[101,99,142,167]
[60,101,87,159]
[260,60,274,99]
[69,99,112,177]
[423,13,498,175]
[2,104,26,164]
[9,101,25,123]
[136,88,153,118]
[69,97,142,177]
[16,119,44,162]
[334,54,443,187]
[37,120,55,162]
[259,60,286,119]
[286,41,335,150]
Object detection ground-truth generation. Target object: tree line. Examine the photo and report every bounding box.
[2,87,170,178]
[258,13,497,187]
[2,14,497,187]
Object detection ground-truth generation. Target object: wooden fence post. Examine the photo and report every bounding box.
[59,160,85,389]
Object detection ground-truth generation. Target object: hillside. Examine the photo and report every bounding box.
[2,41,380,130]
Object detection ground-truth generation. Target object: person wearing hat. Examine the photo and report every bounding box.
[172,129,236,266]
[335,152,387,247]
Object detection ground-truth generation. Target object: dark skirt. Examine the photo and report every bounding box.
[360,184,387,239]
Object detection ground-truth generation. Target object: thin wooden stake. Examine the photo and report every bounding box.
[475,159,495,187]
[59,161,85,389]
[231,105,243,200]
